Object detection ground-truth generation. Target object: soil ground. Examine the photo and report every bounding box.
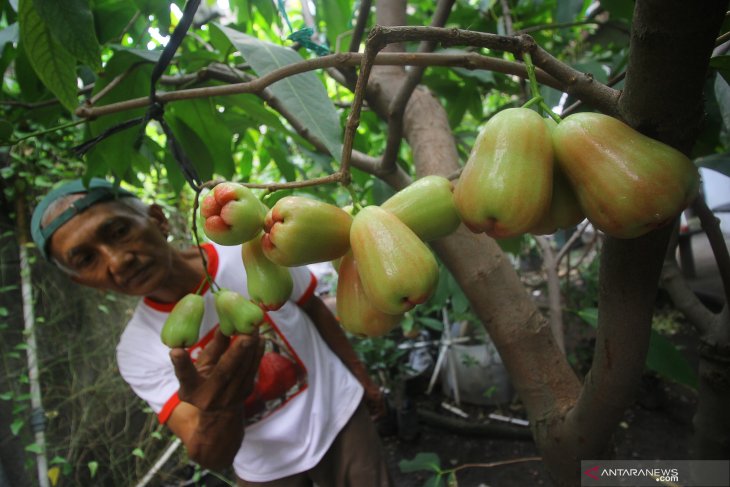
[378,318,701,487]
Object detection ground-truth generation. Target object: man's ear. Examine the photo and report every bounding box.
[147,204,171,237]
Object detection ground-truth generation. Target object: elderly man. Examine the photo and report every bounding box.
[30,178,392,486]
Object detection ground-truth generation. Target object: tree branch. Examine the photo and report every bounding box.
[380,0,456,172]
[75,51,564,119]
[349,0,373,52]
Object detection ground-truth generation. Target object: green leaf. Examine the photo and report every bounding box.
[131,448,145,458]
[165,114,216,183]
[92,0,139,44]
[399,452,442,474]
[646,329,697,389]
[85,52,152,180]
[25,442,42,453]
[576,307,598,327]
[133,0,172,34]
[214,24,344,165]
[695,153,730,178]
[18,0,77,111]
[167,98,234,179]
[317,0,351,50]
[87,460,98,478]
[33,0,101,70]
[10,418,23,435]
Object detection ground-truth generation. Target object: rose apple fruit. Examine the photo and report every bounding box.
[552,112,700,239]
[241,234,293,311]
[214,288,265,336]
[336,251,404,337]
[160,293,204,348]
[381,175,461,241]
[350,206,439,315]
[201,182,267,246]
[453,107,553,238]
[262,196,353,266]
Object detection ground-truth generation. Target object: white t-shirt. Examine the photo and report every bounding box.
[116,243,364,482]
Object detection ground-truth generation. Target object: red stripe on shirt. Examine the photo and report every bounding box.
[296,272,317,306]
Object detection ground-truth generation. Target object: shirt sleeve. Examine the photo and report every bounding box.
[289,266,317,306]
[116,322,180,423]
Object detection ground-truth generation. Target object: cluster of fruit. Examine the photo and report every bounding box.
[161,109,700,346]
[454,108,699,239]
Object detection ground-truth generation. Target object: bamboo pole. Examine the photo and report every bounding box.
[15,194,50,487]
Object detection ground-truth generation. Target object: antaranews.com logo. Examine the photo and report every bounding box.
[580,460,729,486]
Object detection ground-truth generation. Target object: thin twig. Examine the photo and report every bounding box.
[348,0,373,53]
[556,220,591,264]
[451,455,543,474]
[87,62,151,107]
[692,197,730,305]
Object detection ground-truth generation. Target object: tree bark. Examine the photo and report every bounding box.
[368,0,727,485]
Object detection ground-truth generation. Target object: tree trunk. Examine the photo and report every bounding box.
[368,0,727,485]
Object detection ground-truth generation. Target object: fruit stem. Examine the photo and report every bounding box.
[522,52,562,123]
[344,184,362,214]
[522,95,543,109]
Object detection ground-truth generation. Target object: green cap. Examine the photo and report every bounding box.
[30,178,135,261]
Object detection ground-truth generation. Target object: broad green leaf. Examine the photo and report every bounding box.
[645,329,698,389]
[110,46,163,66]
[695,153,730,178]
[33,0,101,70]
[399,452,442,473]
[165,114,216,183]
[92,0,139,44]
[133,0,172,34]
[227,94,288,131]
[15,44,61,117]
[556,0,586,23]
[215,24,344,165]
[18,0,77,112]
[167,98,234,179]
[317,0,351,50]
[263,135,296,181]
[86,52,152,180]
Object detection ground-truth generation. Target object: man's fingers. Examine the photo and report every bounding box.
[196,328,230,368]
[213,334,264,404]
[170,348,198,391]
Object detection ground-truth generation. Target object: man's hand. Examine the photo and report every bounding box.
[362,381,387,421]
[166,329,264,470]
[170,329,264,412]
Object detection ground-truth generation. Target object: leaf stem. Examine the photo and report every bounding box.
[2,119,87,146]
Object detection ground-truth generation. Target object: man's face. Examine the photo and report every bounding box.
[47,198,174,296]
